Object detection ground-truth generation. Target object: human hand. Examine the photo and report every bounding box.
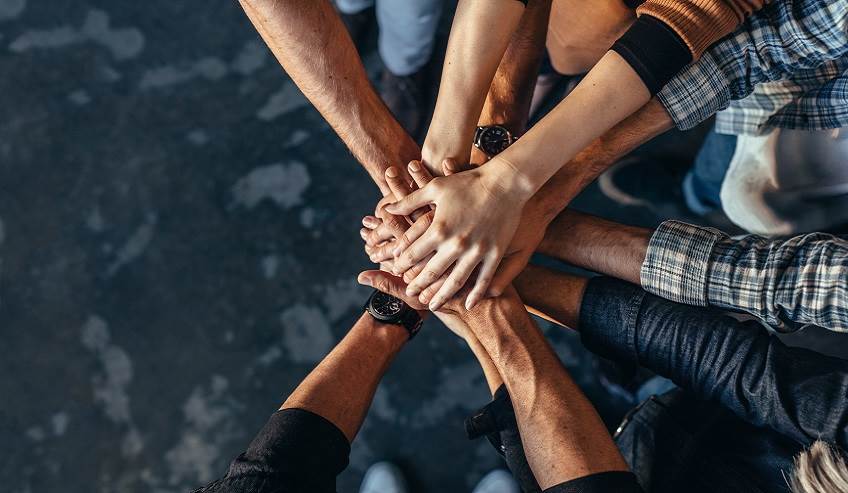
[357,269,475,341]
[416,196,550,304]
[385,157,535,311]
[361,158,468,279]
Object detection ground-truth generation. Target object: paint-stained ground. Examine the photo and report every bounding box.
[2,1,847,492]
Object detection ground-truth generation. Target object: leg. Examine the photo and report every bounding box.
[374,0,444,136]
[335,0,374,14]
[682,125,737,216]
[376,0,443,77]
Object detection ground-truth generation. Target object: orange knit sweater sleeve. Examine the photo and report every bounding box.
[637,0,767,60]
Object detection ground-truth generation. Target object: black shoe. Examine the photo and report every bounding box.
[338,6,374,47]
[380,68,427,138]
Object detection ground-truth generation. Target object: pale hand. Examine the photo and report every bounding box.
[385,159,532,310]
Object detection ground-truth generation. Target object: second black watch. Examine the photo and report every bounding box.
[474,125,516,158]
[364,290,423,340]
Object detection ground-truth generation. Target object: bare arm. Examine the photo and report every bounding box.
[476,0,553,141]
[238,0,418,195]
[446,289,628,488]
[282,313,410,441]
[422,0,527,173]
[538,210,651,285]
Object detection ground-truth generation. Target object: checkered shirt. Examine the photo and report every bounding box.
[657,0,848,136]
[640,220,848,332]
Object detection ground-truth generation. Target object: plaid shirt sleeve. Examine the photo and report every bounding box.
[657,0,848,131]
[641,221,848,333]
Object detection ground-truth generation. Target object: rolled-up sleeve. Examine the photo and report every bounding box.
[641,221,848,333]
[657,0,848,130]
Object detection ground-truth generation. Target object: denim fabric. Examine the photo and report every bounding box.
[580,277,848,450]
[336,0,443,76]
[684,127,736,214]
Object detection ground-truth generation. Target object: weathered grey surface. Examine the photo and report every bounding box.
[2,1,845,493]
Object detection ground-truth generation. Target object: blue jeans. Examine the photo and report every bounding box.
[335,0,443,76]
[683,126,736,215]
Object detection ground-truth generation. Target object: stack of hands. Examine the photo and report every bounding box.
[360,152,540,312]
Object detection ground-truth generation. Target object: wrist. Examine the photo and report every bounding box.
[485,156,536,203]
[356,314,409,353]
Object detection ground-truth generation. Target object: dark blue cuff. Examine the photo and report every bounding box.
[579,277,645,366]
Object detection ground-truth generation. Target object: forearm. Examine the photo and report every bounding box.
[447,293,627,488]
[282,314,408,441]
[478,0,552,135]
[517,97,674,225]
[538,210,651,285]
[513,264,587,329]
[424,0,526,167]
[239,0,418,195]
[490,51,651,198]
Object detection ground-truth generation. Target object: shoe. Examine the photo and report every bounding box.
[359,462,409,493]
[338,5,374,47]
[380,68,427,138]
[472,470,520,493]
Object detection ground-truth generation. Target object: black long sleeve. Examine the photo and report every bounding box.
[192,408,350,493]
[579,277,848,450]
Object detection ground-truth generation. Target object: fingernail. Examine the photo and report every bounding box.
[362,217,375,227]
[428,300,441,311]
[392,247,402,257]
[465,298,476,310]
[360,228,368,239]
[357,274,372,286]
[386,167,398,178]
[369,255,377,263]
[409,161,421,172]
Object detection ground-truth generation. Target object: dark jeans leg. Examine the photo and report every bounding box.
[683,126,737,215]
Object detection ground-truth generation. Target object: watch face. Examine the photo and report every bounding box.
[480,126,511,156]
[370,291,405,320]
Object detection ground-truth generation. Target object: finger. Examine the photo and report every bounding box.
[465,252,501,310]
[406,247,457,297]
[404,256,430,284]
[365,217,406,247]
[407,160,435,188]
[391,212,432,256]
[357,270,425,310]
[486,253,529,297]
[385,185,435,216]
[443,157,473,174]
[393,229,442,275]
[428,252,483,311]
[419,276,446,305]
[385,166,415,200]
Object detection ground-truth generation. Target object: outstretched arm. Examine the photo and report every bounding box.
[538,210,848,333]
[421,0,528,174]
[238,0,419,195]
[194,313,413,493]
[514,266,848,451]
[359,271,637,491]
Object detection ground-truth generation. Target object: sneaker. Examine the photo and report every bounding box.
[359,462,408,493]
[380,68,427,138]
[472,470,520,493]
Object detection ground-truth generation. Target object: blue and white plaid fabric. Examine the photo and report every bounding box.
[657,0,848,135]
[640,221,848,333]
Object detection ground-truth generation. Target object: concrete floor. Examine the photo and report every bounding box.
[2,1,846,493]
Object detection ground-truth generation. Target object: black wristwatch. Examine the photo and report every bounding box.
[364,290,423,340]
[474,125,516,158]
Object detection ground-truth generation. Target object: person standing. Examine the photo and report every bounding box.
[335,0,445,137]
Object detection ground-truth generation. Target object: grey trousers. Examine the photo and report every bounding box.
[336,0,443,76]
